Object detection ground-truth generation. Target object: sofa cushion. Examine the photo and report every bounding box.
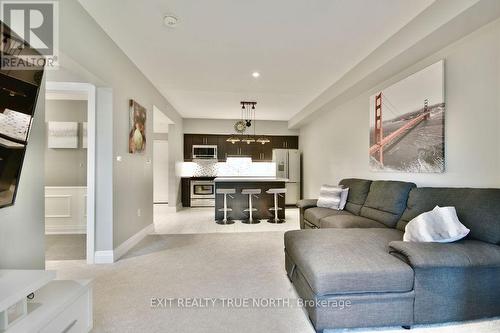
[304,207,352,227]
[320,215,387,229]
[397,187,500,245]
[360,180,416,228]
[338,178,372,215]
[284,229,413,296]
[317,185,344,209]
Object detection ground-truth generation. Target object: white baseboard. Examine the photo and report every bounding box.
[45,225,86,235]
[94,250,114,264]
[114,223,154,261]
[93,223,153,264]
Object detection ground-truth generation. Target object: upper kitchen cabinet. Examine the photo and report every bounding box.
[184,134,299,161]
[184,134,220,161]
[184,134,193,160]
[221,138,253,158]
[251,142,273,161]
[272,136,299,149]
[219,136,240,159]
[189,134,218,145]
[217,136,229,160]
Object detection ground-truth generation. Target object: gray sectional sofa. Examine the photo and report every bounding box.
[285,178,500,332]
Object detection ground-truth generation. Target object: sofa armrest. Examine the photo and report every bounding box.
[297,199,317,229]
[297,199,318,209]
[388,240,500,269]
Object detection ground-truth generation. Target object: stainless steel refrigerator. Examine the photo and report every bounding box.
[272,149,300,205]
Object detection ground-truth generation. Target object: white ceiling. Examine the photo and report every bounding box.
[79,0,434,121]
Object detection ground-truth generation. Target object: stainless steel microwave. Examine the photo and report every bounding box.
[192,145,218,159]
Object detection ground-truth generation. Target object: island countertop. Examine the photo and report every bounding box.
[214,177,289,182]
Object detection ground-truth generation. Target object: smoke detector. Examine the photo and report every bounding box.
[163,14,179,28]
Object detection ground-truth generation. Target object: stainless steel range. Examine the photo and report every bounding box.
[190,180,215,207]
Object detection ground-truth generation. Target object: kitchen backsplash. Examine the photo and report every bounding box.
[180,158,276,177]
[192,159,218,177]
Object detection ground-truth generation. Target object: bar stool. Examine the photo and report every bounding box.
[266,188,287,224]
[216,188,236,225]
[241,189,261,224]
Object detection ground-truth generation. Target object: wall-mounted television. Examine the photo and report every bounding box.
[0,21,44,208]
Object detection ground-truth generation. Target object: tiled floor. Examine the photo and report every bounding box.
[154,204,300,234]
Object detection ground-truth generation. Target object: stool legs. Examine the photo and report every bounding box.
[268,193,285,224]
[224,193,228,221]
[242,194,260,224]
[216,193,235,225]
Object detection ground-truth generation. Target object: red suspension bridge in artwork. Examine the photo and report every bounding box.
[369,93,431,166]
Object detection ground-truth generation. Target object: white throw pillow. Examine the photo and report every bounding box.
[403,206,470,243]
[338,188,349,210]
[317,185,344,210]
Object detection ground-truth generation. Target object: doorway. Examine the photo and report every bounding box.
[44,82,96,263]
[153,105,173,223]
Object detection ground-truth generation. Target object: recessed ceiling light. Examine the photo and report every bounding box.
[163,14,179,28]
[252,72,260,78]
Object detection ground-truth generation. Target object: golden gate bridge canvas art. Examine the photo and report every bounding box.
[369,60,445,173]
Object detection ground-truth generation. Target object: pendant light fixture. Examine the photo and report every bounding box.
[227,101,269,144]
[241,136,256,144]
[226,136,240,144]
[256,136,270,145]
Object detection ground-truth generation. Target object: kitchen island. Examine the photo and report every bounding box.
[214,177,288,221]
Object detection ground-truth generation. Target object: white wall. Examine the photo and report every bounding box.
[47,0,184,251]
[45,186,87,234]
[45,99,87,186]
[300,19,500,198]
[183,118,298,135]
[153,140,169,203]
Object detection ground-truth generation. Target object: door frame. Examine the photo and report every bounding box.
[46,81,96,264]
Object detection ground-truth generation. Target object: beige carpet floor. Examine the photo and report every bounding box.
[45,234,86,260]
[46,232,500,333]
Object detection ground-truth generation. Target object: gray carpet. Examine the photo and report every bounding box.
[46,232,500,333]
[45,234,86,260]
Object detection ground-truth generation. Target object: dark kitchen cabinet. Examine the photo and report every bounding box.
[217,136,228,161]
[221,137,240,158]
[239,142,254,158]
[181,178,191,207]
[272,136,299,149]
[287,136,299,149]
[251,143,263,161]
[190,134,218,146]
[262,143,274,160]
[184,134,299,161]
[184,134,220,161]
[251,143,273,161]
[184,135,193,160]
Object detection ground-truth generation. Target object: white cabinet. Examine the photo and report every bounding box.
[0,270,92,333]
[38,281,92,333]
